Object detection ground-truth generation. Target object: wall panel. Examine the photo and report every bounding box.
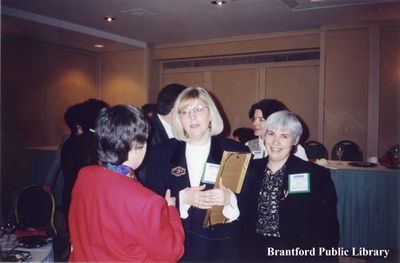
[265,63,320,143]
[324,28,369,157]
[100,50,146,107]
[212,68,259,135]
[161,71,207,91]
[379,25,400,155]
[153,32,320,60]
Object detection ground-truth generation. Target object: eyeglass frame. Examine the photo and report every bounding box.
[178,105,209,119]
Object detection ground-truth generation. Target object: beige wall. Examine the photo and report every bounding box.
[265,64,320,142]
[154,31,321,139]
[1,39,99,198]
[160,62,319,140]
[162,71,207,90]
[153,31,320,60]
[323,28,369,157]
[212,68,259,135]
[1,39,148,201]
[379,25,400,155]
[154,25,399,159]
[100,49,147,107]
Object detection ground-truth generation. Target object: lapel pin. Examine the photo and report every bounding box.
[171,166,186,177]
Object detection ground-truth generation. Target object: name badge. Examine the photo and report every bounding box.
[252,150,265,160]
[201,163,220,184]
[288,173,310,194]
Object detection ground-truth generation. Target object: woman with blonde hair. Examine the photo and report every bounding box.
[145,87,248,261]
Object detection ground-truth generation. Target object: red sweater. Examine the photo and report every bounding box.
[69,165,184,262]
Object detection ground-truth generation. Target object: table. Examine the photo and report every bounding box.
[321,160,399,250]
[19,243,54,262]
[26,146,63,207]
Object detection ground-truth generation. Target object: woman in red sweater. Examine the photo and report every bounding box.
[68,104,184,262]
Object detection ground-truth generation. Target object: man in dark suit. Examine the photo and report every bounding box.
[137,84,186,183]
[148,83,187,146]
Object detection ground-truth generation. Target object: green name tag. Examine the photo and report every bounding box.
[288,173,310,194]
[200,163,220,184]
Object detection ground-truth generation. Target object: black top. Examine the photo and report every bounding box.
[60,132,97,218]
[144,136,249,261]
[240,155,339,261]
[148,114,169,146]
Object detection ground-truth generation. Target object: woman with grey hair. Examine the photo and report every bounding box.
[240,110,339,262]
[247,99,308,161]
[145,87,248,261]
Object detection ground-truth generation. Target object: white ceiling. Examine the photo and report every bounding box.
[2,0,400,53]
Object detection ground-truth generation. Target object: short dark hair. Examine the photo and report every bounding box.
[64,103,84,133]
[157,83,187,115]
[95,104,149,165]
[248,99,287,119]
[232,127,255,144]
[141,103,157,116]
[81,99,109,131]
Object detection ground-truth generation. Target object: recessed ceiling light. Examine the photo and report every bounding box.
[211,0,226,6]
[103,16,115,22]
[94,44,104,48]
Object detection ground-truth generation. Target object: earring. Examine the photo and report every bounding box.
[184,130,189,138]
[208,122,212,130]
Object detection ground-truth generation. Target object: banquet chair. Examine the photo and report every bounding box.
[380,144,400,167]
[388,144,400,157]
[331,140,363,161]
[14,185,57,236]
[303,140,329,160]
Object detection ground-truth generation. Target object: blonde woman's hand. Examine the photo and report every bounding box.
[165,189,176,206]
[204,179,231,206]
[182,185,214,209]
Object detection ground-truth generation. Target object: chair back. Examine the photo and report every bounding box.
[387,144,400,167]
[14,185,57,236]
[331,140,363,161]
[303,140,329,160]
[389,144,400,156]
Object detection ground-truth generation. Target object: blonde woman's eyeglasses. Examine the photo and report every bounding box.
[179,105,208,119]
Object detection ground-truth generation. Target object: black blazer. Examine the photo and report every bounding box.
[61,132,97,218]
[137,114,170,182]
[241,155,339,258]
[144,136,248,261]
[148,114,169,146]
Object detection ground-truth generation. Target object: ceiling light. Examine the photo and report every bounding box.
[211,0,226,6]
[103,16,115,22]
[94,44,104,48]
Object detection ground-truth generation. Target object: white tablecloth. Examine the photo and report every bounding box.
[19,243,54,262]
[317,160,398,173]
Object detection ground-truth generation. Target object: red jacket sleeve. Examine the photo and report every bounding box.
[136,195,185,262]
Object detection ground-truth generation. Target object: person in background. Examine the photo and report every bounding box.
[60,99,109,224]
[141,103,157,120]
[136,84,187,183]
[240,111,339,262]
[232,127,256,144]
[42,103,83,193]
[145,87,248,261]
[247,99,308,161]
[68,104,184,262]
[148,83,187,146]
